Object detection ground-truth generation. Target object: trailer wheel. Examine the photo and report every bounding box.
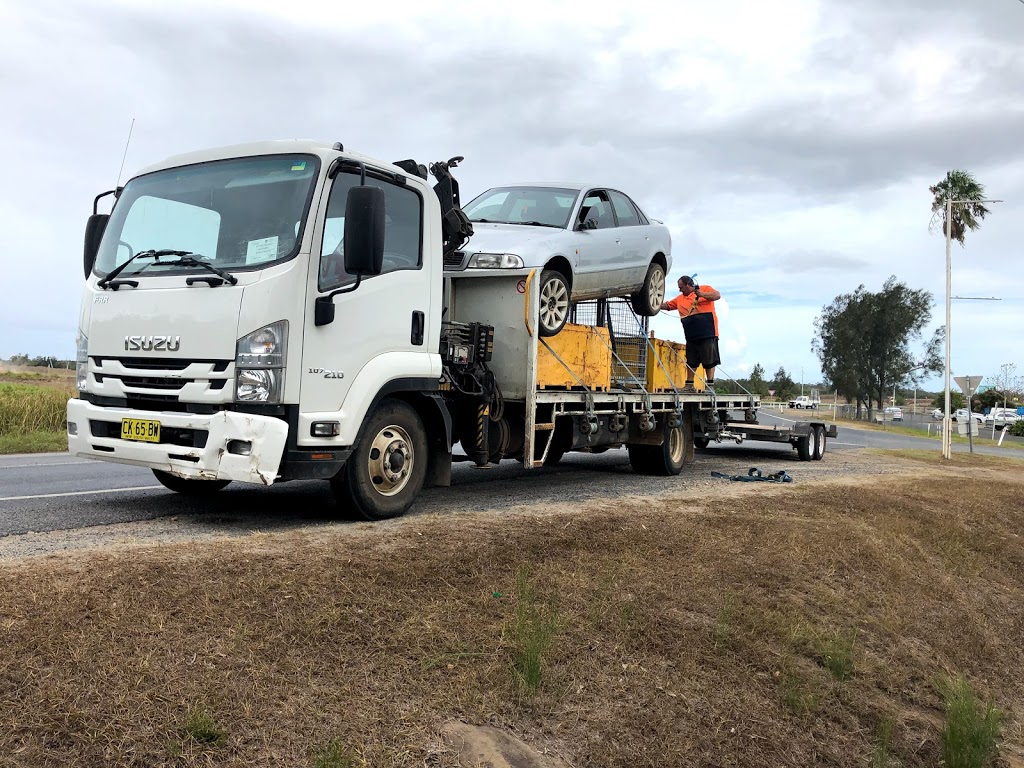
[795,434,812,461]
[152,470,231,495]
[694,434,710,450]
[811,424,826,460]
[628,420,689,476]
[331,399,428,521]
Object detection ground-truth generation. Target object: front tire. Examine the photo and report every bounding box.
[538,269,571,337]
[152,469,231,496]
[331,400,428,521]
[630,261,666,316]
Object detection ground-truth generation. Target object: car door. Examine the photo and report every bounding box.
[300,167,433,445]
[608,190,649,287]
[572,189,626,296]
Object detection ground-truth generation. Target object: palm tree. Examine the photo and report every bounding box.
[929,170,990,246]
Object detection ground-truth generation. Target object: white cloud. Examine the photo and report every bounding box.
[0,0,1021,393]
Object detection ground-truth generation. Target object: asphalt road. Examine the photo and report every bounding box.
[0,413,1019,544]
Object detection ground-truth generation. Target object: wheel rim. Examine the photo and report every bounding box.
[540,276,569,331]
[367,424,414,497]
[648,266,666,308]
[816,428,825,454]
[668,426,684,464]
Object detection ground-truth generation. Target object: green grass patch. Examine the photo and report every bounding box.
[181,705,226,747]
[506,567,559,696]
[814,629,857,682]
[0,383,73,454]
[940,676,1001,768]
[312,739,357,768]
[871,717,897,768]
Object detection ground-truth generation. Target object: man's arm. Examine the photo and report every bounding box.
[696,286,721,301]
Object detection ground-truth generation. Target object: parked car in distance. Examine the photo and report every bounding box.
[930,408,944,420]
[952,409,984,425]
[450,183,672,336]
[883,406,903,421]
[788,396,820,409]
[984,407,1021,429]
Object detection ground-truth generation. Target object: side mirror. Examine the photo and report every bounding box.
[343,185,385,276]
[314,297,336,327]
[83,214,109,279]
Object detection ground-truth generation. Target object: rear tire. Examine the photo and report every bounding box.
[538,269,571,337]
[795,434,812,461]
[628,416,690,476]
[811,424,826,460]
[694,434,710,450]
[331,399,428,521]
[152,469,231,496]
[630,261,666,316]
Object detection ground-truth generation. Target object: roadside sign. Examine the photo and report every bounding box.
[953,375,984,396]
[768,389,776,397]
[976,384,995,393]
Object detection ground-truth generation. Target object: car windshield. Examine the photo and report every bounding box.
[462,186,579,228]
[94,154,320,277]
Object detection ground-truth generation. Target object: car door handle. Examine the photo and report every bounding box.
[614,238,621,244]
[411,310,424,346]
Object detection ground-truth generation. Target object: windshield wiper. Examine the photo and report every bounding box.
[508,220,561,228]
[113,250,239,287]
[97,249,189,290]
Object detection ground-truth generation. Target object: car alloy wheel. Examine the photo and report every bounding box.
[538,269,570,336]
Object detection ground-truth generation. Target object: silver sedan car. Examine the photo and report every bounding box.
[447,183,672,336]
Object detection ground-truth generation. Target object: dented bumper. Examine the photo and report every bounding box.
[66,399,288,485]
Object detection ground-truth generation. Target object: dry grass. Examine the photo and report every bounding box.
[0,469,1022,766]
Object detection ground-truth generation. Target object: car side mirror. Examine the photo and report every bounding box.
[343,185,385,276]
[83,214,108,279]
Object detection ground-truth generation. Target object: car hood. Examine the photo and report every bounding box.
[462,222,565,255]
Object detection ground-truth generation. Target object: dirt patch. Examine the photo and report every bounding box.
[0,461,1021,766]
[440,722,571,768]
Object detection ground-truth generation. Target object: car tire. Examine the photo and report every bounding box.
[538,269,571,337]
[630,261,666,316]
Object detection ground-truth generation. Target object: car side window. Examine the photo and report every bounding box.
[579,191,615,230]
[609,191,640,227]
[319,172,422,291]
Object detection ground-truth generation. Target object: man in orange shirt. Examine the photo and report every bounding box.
[661,275,722,392]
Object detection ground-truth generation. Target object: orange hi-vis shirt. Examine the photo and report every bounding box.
[665,284,719,340]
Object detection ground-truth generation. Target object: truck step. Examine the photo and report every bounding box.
[534,423,555,431]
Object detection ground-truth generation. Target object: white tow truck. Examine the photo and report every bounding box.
[68,140,835,520]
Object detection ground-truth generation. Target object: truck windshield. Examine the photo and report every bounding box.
[463,186,579,229]
[94,154,320,278]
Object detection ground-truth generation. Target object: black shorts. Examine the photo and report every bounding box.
[686,337,721,371]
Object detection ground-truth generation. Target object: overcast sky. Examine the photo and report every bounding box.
[2,0,1022,393]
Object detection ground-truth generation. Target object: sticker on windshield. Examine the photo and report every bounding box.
[246,236,279,265]
[291,161,307,171]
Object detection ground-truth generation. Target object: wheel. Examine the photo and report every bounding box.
[795,434,811,461]
[331,399,428,521]
[538,269,571,337]
[152,469,230,495]
[627,418,690,476]
[811,424,826,460]
[630,261,666,316]
[694,434,710,450]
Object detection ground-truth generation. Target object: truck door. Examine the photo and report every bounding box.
[300,168,434,446]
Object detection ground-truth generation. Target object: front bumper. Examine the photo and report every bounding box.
[66,399,288,485]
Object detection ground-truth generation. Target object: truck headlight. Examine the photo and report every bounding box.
[235,321,287,403]
[467,253,524,269]
[76,330,89,392]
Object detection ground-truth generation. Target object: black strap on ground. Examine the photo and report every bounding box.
[711,467,793,483]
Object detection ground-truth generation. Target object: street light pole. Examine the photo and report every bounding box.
[940,192,1003,460]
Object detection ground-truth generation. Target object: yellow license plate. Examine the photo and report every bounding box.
[120,418,161,443]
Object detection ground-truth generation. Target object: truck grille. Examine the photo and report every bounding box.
[88,357,234,406]
[443,250,467,270]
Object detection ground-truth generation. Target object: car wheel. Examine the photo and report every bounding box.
[630,261,666,316]
[538,269,571,337]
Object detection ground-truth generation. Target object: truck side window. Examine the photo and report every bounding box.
[319,173,423,292]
